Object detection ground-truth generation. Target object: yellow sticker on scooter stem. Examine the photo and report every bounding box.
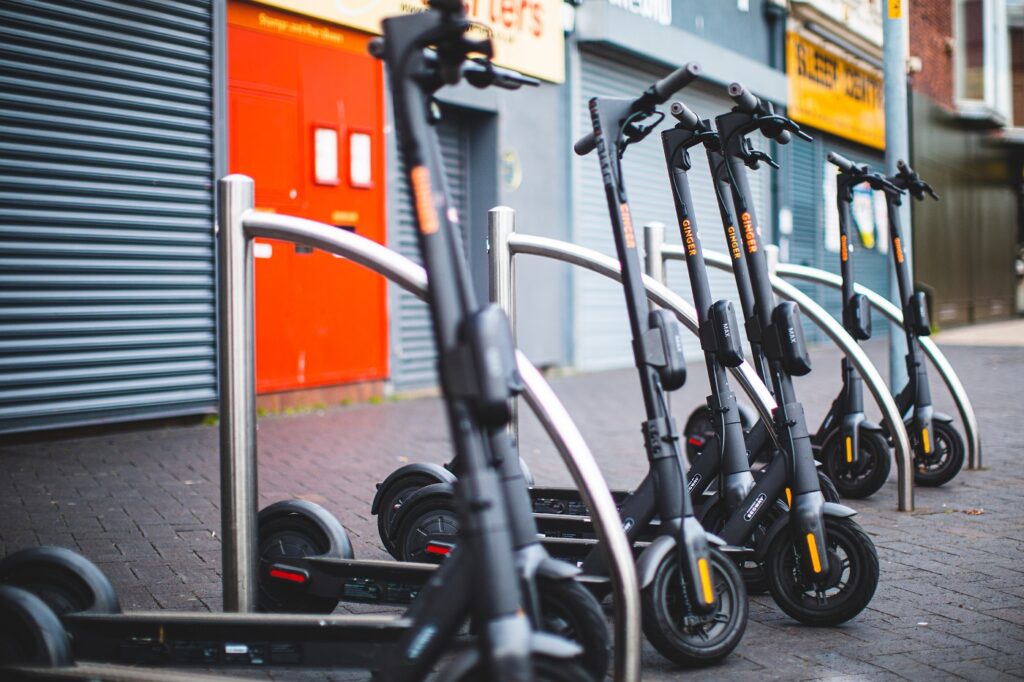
[921,427,931,454]
[698,557,715,605]
[806,533,823,573]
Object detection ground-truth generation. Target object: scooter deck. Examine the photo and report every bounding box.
[63,611,411,667]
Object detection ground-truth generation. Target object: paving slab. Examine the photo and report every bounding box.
[1,338,1022,680]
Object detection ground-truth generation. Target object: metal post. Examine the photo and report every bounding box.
[488,206,518,444]
[643,223,670,410]
[643,222,666,286]
[884,0,912,392]
[216,174,258,612]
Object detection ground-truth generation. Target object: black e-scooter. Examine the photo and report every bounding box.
[885,160,966,486]
[684,84,879,625]
[249,52,610,682]
[0,3,591,680]
[810,153,901,498]
[568,70,750,665]
[380,67,749,668]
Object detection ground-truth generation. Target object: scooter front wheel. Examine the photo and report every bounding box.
[641,547,748,666]
[536,577,610,680]
[764,515,879,626]
[913,420,965,487]
[0,585,72,667]
[820,430,891,499]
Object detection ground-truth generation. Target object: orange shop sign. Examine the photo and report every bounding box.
[253,0,565,83]
[786,32,884,150]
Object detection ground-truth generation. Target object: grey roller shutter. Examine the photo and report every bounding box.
[390,115,471,389]
[574,49,772,369]
[0,0,217,433]
[787,130,888,342]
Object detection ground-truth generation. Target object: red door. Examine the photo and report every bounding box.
[227,2,388,393]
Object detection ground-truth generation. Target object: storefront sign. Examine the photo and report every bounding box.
[253,0,565,83]
[786,32,884,149]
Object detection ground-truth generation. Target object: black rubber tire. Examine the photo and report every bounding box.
[683,405,716,466]
[764,515,879,626]
[393,496,460,564]
[820,430,891,499]
[376,474,440,558]
[536,577,610,680]
[449,652,593,682]
[699,500,785,595]
[0,546,121,616]
[817,468,842,504]
[641,547,748,666]
[258,514,343,614]
[913,420,965,487]
[0,585,72,667]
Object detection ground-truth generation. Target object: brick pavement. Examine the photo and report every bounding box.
[1,332,1023,680]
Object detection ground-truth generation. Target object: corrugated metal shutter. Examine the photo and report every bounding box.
[0,0,217,433]
[574,49,772,369]
[787,129,888,342]
[390,115,471,389]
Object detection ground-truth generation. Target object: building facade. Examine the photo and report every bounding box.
[3,0,1019,435]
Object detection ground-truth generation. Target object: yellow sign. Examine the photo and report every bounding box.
[888,0,902,19]
[786,32,885,150]
[253,0,565,83]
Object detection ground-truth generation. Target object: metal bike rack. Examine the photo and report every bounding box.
[217,176,641,682]
[643,223,914,512]
[487,208,779,451]
[775,262,981,471]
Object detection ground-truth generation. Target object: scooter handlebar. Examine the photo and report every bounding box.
[574,131,597,156]
[669,101,701,131]
[728,82,760,113]
[652,63,702,103]
[827,152,856,172]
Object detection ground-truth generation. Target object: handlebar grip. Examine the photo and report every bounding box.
[574,131,597,156]
[728,83,760,113]
[669,101,700,130]
[827,152,856,172]
[653,63,701,102]
[774,129,791,145]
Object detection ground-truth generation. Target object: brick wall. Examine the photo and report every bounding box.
[909,0,954,108]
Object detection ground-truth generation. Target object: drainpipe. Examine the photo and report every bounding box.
[764,0,789,250]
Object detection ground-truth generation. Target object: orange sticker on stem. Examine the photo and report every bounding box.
[621,203,636,248]
[410,166,439,235]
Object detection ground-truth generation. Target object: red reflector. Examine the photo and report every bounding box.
[269,568,307,584]
[688,437,705,447]
[425,543,451,556]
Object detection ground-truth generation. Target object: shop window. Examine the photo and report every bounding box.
[954,0,1012,122]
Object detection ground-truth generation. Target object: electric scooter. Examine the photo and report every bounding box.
[809,153,901,498]
[250,50,611,681]
[884,160,966,485]
[694,84,878,625]
[0,3,594,679]
[380,67,751,668]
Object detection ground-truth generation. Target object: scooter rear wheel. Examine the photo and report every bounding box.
[912,420,965,487]
[641,546,748,666]
[0,585,71,667]
[0,546,120,617]
[376,474,443,557]
[258,512,348,613]
[764,515,879,626]
[820,430,891,499]
[393,496,460,564]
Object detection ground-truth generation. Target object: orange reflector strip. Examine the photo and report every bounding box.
[845,437,853,463]
[697,557,715,605]
[806,533,822,574]
[785,487,792,506]
[921,428,931,454]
